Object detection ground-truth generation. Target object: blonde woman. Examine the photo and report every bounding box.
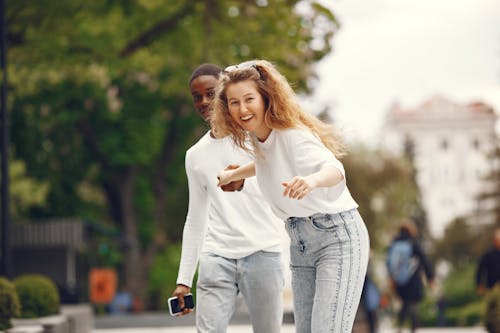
[212,60,370,333]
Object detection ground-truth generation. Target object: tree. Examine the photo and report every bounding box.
[342,144,421,250]
[7,0,340,305]
[477,138,500,227]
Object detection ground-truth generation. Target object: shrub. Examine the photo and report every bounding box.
[445,300,483,326]
[484,285,500,333]
[418,262,482,327]
[148,244,197,310]
[13,274,60,318]
[442,263,479,307]
[0,277,21,330]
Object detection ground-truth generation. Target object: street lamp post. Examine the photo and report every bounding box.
[1,0,11,278]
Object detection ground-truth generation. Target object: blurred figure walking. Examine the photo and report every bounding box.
[476,227,500,294]
[386,220,434,333]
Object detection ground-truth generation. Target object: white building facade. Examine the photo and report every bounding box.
[380,95,497,237]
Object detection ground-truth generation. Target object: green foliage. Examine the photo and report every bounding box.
[0,277,21,330]
[442,263,480,308]
[477,139,500,227]
[7,0,340,305]
[13,274,60,318]
[148,243,195,310]
[445,300,483,326]
[418,263,482,327]
[485,285,500,333]
[343,145,420,250]
[8,160,49,220]
[433,218,489,266]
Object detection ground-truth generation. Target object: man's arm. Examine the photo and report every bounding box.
[172,156,209,315]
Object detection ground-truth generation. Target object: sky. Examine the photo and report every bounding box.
[304,0,500,145]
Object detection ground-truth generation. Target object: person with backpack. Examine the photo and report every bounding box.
[386,220,434,333]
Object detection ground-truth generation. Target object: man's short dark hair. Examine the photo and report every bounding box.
[189,63,222,84]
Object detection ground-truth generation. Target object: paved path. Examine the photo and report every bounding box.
[94,326,487,333]
[93,311,487,333]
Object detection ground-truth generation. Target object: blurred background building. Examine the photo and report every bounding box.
[380,95,498,237]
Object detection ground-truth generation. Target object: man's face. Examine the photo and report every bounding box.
[190,75,218,121]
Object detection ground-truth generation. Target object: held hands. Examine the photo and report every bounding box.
[172,284,193,316]
[219,165,244,192]
[282,176,315,200]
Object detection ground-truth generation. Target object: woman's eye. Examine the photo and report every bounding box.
[207,91,215,97]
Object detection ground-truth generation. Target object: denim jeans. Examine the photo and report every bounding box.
[285,208,370,333]
[196,251,284,333]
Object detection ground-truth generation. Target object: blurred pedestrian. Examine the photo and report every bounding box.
[386,220,434,333]
[171,63,285,333]
[361,273,380,333]
[476,227,500,294]
[213,59,370,333]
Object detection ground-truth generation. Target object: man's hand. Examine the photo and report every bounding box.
[171,284,193,316]
[220,165,244,192]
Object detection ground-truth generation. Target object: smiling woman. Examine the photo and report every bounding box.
[226,80,270,141]
[211,59,370,333]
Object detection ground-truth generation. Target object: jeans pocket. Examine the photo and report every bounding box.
[311,215,338,231]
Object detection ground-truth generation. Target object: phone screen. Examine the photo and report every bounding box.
[169,294,194,315]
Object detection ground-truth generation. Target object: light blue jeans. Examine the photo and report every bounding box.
[285,208,370,333]
[196,251,284,333]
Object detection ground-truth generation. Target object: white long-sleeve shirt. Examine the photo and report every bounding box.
[176,131,283,287]
[253,128,358,220]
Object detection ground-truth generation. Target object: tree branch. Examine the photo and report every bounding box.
[119,0,195,57]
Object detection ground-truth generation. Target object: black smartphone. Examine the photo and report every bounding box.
[168,293,194,316]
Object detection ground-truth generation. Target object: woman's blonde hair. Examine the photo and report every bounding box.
[210,59,345,156]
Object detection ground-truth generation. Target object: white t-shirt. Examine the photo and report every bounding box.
[253,127,358,220]
[176,131,283,287]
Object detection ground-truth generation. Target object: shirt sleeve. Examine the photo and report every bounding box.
[176,152,209,287]
[414,241,435,281]
[286,129,347,199]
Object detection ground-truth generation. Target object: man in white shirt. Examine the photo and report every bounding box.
[171,63,284,333]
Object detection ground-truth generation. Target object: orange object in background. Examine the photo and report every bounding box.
[89,268,117,304]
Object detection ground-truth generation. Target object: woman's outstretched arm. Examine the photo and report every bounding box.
[217,162,256,187]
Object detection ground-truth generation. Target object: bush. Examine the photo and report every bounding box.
[148,244,181,310]
[418,262,483,327]
[445,300,483,326]
[13,274,60,318]
[442,264,479,307]
[148,243,198,311]
[484,285,500,333]
[0,277,21,330]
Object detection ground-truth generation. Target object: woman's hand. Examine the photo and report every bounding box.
[217,169,234,187]
[217,162,255,188]
[220,165,244,192]
[282,175,316,200]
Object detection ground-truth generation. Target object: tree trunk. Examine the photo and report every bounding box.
[104,167,146,304]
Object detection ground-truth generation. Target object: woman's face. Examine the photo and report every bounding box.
[225,80,271,141]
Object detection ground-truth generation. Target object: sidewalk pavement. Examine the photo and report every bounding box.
[94,326,487,333]
[92,311,488,333]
